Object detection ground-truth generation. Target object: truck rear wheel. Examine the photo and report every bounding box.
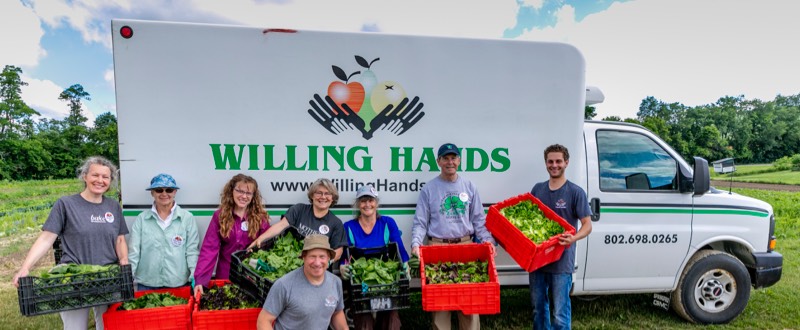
[671,250,750,324]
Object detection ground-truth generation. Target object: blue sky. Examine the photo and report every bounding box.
[2,0,798,123]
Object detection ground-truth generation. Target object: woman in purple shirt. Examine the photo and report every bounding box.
[193,174,270,295]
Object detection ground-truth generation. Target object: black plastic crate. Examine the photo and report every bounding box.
[17,264,134,316]
[230,226,304,302]
[53,236,62,264]
[345,243,410,314]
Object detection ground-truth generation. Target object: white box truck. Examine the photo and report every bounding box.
[111,19,782,324]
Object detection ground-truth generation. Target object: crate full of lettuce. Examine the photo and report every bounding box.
[345,242,410,314]
[17,264,134,316]
[418,243,499,314]
[193,279,262,330]
[102,286,192,330]
[230,226,304,302]
[486,193,575,272]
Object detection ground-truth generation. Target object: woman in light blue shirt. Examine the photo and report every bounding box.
[129,173,199,291]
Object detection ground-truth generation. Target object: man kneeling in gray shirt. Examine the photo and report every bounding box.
[257,234,348,330]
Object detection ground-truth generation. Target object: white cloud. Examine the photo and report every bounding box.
[195,0,519,38]
[521,0,545,10]
[28,0,118,48]
[0,1,46,67]
[21,75,97,124]
[104,68,114,89]
[517,0,800,119]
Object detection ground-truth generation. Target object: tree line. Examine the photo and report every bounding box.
[586,93,800,164]
[2,64,799,181]
[0,65,118,180]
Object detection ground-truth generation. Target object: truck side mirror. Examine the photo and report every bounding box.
[692,157,710,196]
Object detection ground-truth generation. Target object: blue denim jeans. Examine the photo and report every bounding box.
[529,271,572,330]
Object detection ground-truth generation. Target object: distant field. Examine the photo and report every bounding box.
[728,171,800,185]
[710,164,800,185]
[709,163,772,178]
[0,179,81,238]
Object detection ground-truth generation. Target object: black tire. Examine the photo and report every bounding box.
[671,250,751,324]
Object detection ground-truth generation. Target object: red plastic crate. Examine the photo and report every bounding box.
[103,286,193,330]
[486,193,576,272]
[192,280,261,330]
[419,243,500,314]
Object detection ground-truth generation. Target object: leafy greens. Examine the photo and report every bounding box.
[244,234,304,281]
[350,257,401,285]
[118,292,186,311]
[424,260,489,285]
[199,284,260,310]
[500,200,564,244]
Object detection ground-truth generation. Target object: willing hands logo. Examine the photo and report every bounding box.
[307,56,425,140]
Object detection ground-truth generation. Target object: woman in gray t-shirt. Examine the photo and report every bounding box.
[13,156,129,330]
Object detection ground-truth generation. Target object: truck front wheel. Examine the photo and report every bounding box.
[671,250,751,324]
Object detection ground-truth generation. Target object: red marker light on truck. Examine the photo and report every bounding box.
[120,26,133,39]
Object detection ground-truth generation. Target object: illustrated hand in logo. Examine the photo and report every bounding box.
[307,56,425,140]
[307,93,366,135]
[308,94,424,140]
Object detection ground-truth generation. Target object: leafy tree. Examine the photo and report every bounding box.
[35,118,76,178]
[56,84,91,170]
[585,106,597,120]
[0,138,51,180]
[0,65,39,138]
[602,116,621,122]
[86,112,119,164]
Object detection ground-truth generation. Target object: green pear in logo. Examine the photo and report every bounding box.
[354,56,379,130]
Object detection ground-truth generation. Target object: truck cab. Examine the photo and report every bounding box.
[576,120,782,324]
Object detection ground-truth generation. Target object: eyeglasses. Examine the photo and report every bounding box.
[234,188,254,197]
[314,191,333,197]
[153,188,175,194]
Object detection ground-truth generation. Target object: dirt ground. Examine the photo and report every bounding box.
[710,180,800,192]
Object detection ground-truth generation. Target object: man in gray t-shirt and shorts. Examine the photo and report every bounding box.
[257,234,348,330]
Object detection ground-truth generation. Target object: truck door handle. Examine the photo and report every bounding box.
[590,197,600,222]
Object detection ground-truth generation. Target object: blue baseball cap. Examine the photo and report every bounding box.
[356,184,378,199]
[146,173,180,190]
[437,143,460,158]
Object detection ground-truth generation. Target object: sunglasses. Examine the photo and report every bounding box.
[153,188,175,193]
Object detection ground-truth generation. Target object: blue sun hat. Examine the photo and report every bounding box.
[146,173,180,190]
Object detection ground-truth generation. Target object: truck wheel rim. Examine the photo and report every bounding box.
[694,269,736,313]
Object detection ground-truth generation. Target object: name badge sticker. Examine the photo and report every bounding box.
[319,224,330,235]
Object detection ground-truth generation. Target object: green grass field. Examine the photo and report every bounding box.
[710,164,800,185]
[0,181,797,329]
[709,164,774,178]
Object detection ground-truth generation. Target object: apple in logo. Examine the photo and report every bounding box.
[328,65,364,113]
